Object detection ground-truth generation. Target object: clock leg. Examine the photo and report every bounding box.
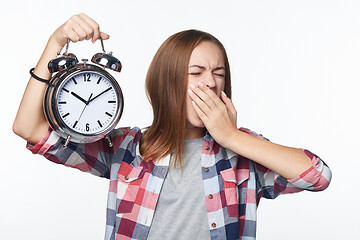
[105,135,113,147]
[64,135,72,147]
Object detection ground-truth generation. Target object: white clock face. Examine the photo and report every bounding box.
[57,71,119,134]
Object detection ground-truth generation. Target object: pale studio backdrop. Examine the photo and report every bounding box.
[0,0,359,239]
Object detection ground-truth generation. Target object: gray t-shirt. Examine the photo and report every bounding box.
[147,138,211,240]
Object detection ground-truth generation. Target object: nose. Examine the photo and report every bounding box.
[203,71,216,89]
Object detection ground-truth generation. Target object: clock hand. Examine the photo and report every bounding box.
[75,93,93,126]
[71,92,88,105]
[88,87,112,104]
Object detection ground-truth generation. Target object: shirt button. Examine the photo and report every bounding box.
[211,223,216,228]
[204,168,209,172]
[208,194,213,199]
[124,175,129,180]
[205,146,210,150]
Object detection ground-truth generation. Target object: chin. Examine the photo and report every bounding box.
[186,117,205,128]
[185,118,206,139]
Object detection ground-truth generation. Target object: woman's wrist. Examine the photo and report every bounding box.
[31,35,65,80]
[47,33,66,55]
[216,127,241,151]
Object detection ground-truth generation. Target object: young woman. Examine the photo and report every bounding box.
[13,13,331,240]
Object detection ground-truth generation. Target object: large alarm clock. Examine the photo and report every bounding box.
[44,38,123,147]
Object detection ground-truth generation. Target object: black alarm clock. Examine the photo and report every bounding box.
[44,38,123,147]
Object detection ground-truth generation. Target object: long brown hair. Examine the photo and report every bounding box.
[140,29,231,165]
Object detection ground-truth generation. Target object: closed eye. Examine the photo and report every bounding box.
[214,73,225,77]
[188,72,201,76]
[188,71,225,77]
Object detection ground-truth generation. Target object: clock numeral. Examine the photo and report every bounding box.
[73,121,78,128]
[108,100,116,103]
[62,112,70,118]
[84,73,91,82]
[105,112,113,117]
[97,120,103,128]
[86,123,90,131]
[97,77,102,84]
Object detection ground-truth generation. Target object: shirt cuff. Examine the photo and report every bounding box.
[26,128,58,155]
[287,149,330,191]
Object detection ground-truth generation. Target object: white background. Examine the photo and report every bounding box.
[0,0,359,239]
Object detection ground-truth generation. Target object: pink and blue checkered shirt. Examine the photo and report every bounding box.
[27,127,331,240]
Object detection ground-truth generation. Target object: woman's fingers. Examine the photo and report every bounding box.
[99,32,110,40]
[189,83,215,111]
[77,13,99,41]
[189,82,228,117]
[76,13,109,43]
[54,13,109,47]
[188,83,238,146]
[77,13,110,42]
[188,87,211,118]
[221,91,237,124]
[188,83,237,125]
[191,100,208,121]
[68,21,88,42]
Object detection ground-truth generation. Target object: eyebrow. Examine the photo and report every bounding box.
[189,65,225,71]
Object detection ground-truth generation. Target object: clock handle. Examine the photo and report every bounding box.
[62,38,104,54]
[63,37,105,54]
[99,36,106,53]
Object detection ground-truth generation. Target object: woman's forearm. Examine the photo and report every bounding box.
[226,130,314,180]
[13,35,64,144]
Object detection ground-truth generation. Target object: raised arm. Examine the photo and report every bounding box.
[13,13,109,145]
[189,83,320,180]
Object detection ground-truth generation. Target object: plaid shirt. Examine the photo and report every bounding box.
[27,127,331,240]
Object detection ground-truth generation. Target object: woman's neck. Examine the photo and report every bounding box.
[185,127,206,139]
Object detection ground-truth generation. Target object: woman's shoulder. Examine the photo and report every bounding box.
[109,126,143,145]
[110,126,142,135]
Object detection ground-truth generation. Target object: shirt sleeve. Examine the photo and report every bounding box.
[26,127,139,179]
[239,128,332,200]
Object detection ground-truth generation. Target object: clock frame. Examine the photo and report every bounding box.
[43,38,123,147]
